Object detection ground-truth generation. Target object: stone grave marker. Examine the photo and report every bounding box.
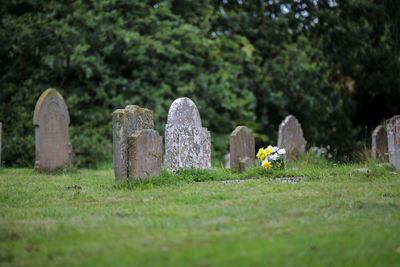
[33,89,72,171]
[128,129,162,180]
[224,153,230,169]
[230,126,255,171]
[165,97,211,171]
[277,115,307,160]
[372,125,388,160]
[387,115,400,170]
[113,105,154,182]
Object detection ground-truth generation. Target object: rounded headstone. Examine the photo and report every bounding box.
[372,125,388,160]
[278,115,307,160]
[33,88,70,171]
[167,97,202,127]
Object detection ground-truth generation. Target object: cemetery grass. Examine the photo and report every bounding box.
[1,157,400,266]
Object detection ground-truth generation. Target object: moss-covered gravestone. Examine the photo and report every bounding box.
[165,97,211,171]
[113,105,161,182]
[277,115,307,160]
[33,89,72,171]
[387,115,400,170]
[230,126,255,172]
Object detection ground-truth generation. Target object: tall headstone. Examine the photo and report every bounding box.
[0,122,2,168]
[372,125,388,160]
[128,129,162,180]
[277,115,307,160]
[387,115,400,170]
[113,105,154,182]
[230,126,255,171]
[165,97,211,171]
[33,89,71,171]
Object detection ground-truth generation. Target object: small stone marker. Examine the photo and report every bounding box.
[33,89,72,171]
[128,129,162,180]
[230,126,255,171]
[372,125,388,160]
[112,105,155,182]
[277,115,307,160]
[0,122,2,168]
[387,115,400,170]
[165,97,211,171]
[224,153,230,168]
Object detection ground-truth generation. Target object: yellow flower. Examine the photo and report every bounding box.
[276,162,281,168]
[264,147,272,157]
[257,148,265,160]
[262,160,271,169]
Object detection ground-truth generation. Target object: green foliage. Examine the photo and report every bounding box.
[0,0,399,167]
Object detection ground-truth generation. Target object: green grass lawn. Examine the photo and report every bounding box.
[1,158,400,266]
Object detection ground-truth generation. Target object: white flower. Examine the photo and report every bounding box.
[277,148,286,155]
[271,146,279,153]
[269,153,279,160]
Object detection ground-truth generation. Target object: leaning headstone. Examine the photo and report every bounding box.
[0,122,2,168]
[372,125,388,160]
[33,89,71,171]
[277,115,307,160]
[386,115,400,170]
[165,97,211,171]
[230,126,255,171]
[113,105,154,182]
[128,129,162,180]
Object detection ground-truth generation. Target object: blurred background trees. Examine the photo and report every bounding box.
[1,0,399,167]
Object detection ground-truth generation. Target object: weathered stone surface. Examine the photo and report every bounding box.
[277,115,307,160]
[128,129,162,180]
[387,115,400,170]
[372,125,388,160]
[33,89,71,171]
[165,97,211,171]
[166,98,201,127]
[0,122,2,168]
[229,126,255,171]
[113,105,154,182]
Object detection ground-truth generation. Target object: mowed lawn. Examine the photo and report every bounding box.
[1,161,400,266]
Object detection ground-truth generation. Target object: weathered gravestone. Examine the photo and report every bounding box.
[277,115,307,160]
[0,122,2,168]
[113,105,161,182]
[372,125,388,160]
[33,89,72,171]
[386,115,400,170]
[128,129,162,179]
[165,97,211,171]
[230,126,255,172]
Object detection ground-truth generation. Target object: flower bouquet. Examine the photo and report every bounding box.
[256,145,286,169]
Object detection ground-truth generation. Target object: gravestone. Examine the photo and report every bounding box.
[165,97,211,171]
[33,89,72,171]
[230,126,255,171]
[0,122,2,168]
[277,115,307,160]
[128,129,162,180]
[113,105,154,182]
[224,153,230,168]
[386,115,400,170]
[372,125,388,160]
